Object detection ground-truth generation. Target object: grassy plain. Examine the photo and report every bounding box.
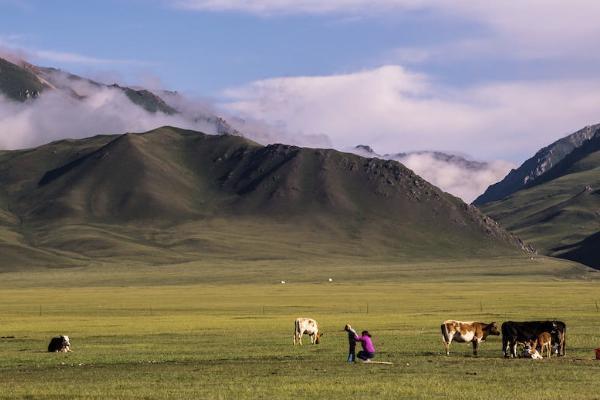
[0,256,599,399]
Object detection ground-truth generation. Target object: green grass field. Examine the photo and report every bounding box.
[1,256,599,399]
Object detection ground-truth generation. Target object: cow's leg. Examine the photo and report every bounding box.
[510,340,518,358]
[502,336,509,358]
[442,338,451,356]
[472,340,479,356]
[442,339,450,356]
[441,324,451,355]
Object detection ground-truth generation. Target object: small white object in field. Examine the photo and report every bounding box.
[281,280,286,284]
[328,278,333,282]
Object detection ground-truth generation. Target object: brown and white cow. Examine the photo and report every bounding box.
[293,318,322,345]
[441,320,500,356]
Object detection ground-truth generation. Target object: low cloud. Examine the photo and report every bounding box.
[0,80,217,150]
[392,153,514,203]
[0,67,331,151]
[221,65,600,161]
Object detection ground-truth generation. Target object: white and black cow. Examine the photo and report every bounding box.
[293,318,322,345]
[48,335,71,352]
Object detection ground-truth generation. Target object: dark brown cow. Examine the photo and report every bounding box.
[441,320,500,356]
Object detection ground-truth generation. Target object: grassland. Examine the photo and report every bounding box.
[1,256,599,399]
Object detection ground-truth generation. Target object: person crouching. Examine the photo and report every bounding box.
[355,330,375,362]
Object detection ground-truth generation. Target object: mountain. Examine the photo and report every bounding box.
[0,56,241,137]
[474,124,600,205]
[348,146,511,203]
[0,126,529,270]
[478,128,600,268]
[0,57,49,101]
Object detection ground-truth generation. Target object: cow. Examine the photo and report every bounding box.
[48,335,71,353]
[528,331,553,358]
[441,320,500,356]
[293,318,322,345]
[501,321,566,358]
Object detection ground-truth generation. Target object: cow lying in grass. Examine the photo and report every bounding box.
[441,320,500,356]
[48,335,71,352]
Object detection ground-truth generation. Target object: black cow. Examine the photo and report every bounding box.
[48,335,71,352]
[501,321,566,358]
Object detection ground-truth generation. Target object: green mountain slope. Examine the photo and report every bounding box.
[0,127,527,269]
[474,124,599,205]
[480,132,600,268]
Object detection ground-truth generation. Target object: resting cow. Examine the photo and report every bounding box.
[501,321,566,358]
[48,335,71,352]
[293,318,322,345]
[441,320,500,356]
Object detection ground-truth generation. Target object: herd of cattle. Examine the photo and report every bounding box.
[47,319,567,359]
[293,318,567,358]
[441,320,566,358]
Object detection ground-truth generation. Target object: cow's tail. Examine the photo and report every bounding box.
[440,323,450,344]
[293,319,299,345]
[561,325,566,356]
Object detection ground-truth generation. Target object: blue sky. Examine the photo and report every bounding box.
[1,0,484,93]
[2,0,600,164]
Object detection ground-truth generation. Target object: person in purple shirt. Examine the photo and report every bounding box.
[354,330,375,362]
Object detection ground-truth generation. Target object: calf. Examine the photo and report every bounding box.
[522,344,543,359]
[293,318,322,345]
[441,320,500,356]
[501,321,566,358]
[531,332,553,358]
[48,335,71,353]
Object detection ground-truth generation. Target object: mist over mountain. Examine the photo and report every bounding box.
[348,146,514,203]
[0,56,330,151]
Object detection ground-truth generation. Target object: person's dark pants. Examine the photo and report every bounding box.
[358,351,375,360]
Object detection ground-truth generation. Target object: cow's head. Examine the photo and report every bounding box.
[487,322,500,336]
[315,332,323,344]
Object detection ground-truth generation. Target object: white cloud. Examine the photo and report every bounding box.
[393,153,515,203]
[172,1,600,62]
[221,65,600,161]
[0,83,217,150]
[0,69,330,152]
[0,36,149,66]
[32,50,150,66]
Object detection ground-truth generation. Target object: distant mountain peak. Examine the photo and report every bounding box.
[474,123,600,205]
